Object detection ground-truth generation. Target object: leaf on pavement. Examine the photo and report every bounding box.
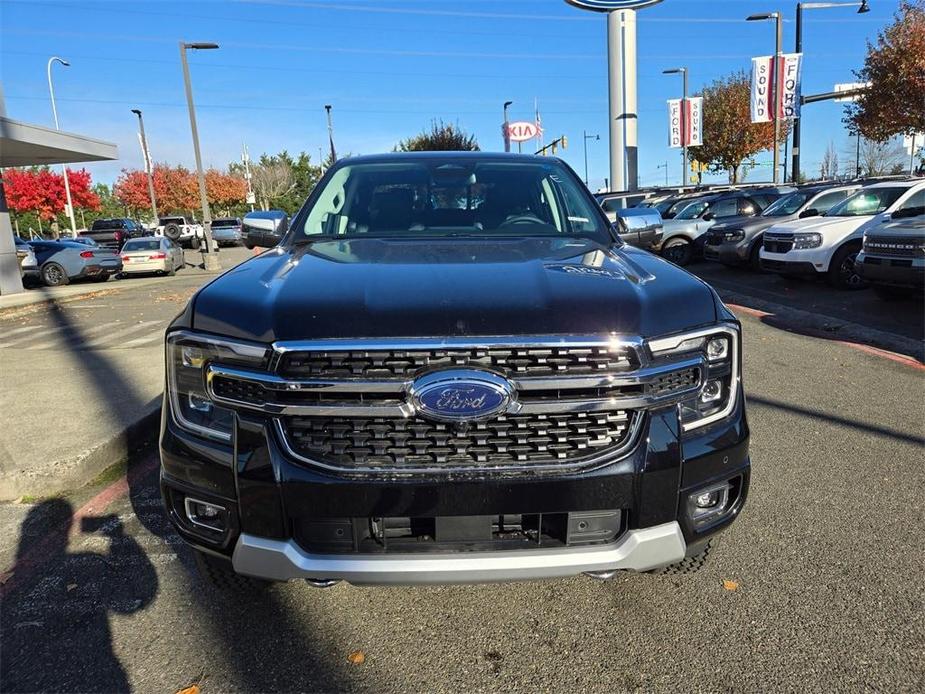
[175,685,200,694]
[347,650,366,665]
[722,579,739,591]
[66,583,77,592]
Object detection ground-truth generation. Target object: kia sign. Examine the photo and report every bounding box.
[751,54,803,123]
[565,0,663,10]
[506,121,541,143]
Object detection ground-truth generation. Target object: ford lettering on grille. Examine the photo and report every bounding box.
[410,370,514,422]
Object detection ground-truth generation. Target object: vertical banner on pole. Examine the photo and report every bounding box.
[750,56,772,123]
[687,97,703,147]
[667,99,683,148]
[779,53,803,119]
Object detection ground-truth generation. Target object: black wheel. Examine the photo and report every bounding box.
[661,237,693,266]
[193,550,272,593]
[163,223,181,241]
[41,262,69,287]
[167,262,176,277]
[827,244,867,290]
[748,240,764,271]
[651,540,713,575]
[244,241,254,250]
[190,236,201,251]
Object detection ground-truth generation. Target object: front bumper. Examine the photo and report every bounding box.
[160,392,750,584]
[855,252,924,288]
[703,239,750,265]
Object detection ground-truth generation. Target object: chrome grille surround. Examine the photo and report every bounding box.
[204,336,707,476]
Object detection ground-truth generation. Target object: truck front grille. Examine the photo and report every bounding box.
[278,345,636,379]
[284,410,633,472]
[763,234,794,254]
[863,235,923,258]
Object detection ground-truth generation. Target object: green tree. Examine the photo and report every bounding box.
[396,120,479,152]
[695,71,787,183]
[230,150,323,215]
[846,1,925,142]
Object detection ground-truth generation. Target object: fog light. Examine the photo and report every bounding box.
[188,392,212,412]
[184,497,226,531]
[695,490,719,508]
[706,337,729,361]
[700,380,723,404]
[688,482,732,527]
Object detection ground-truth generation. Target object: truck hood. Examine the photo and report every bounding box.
[711,214,792,234]
[191,238,718,342]
[766,214,876,237]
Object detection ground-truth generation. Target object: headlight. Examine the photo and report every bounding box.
[166,331,270,441]
[723,229,745,242]
[793,232,822,249]
[648,325,740,433]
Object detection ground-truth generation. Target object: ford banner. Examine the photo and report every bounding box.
[751,53,803,123]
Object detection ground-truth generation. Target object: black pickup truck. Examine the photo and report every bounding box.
[160,152,750,589]
[79,218,146,249]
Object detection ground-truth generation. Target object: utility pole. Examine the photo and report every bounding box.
[47,57,77,236]
[325,105,337,163]
[746,12,783,183]
[503,101,513,153]
[131,109,158,224]
[180,41,221,272]
[582,131,600,185]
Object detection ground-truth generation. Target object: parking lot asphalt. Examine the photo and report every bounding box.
[2,300,923,692]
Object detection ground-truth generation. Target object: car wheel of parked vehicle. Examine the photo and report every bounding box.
[827,243,867,290]
[651,540,713,575]
[749,240,764,271]
[41,262,69,287]
[193,549,272,593]
[190,236,201,250]
[167,262,176,277]
[661,237,693,266]
[163,223,181,241]
[243,241,254,250]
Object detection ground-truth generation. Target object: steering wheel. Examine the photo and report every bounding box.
[499,214,545,227]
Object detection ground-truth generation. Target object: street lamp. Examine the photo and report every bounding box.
[582,130,600,185]
[746,13,783,184]
[47,56,77,237]
[325,104,337,163]
[131,109,158,225]
[503,100,513,153]
[179,41,220,272]
[662,67,689,186]
[791,1,869,181]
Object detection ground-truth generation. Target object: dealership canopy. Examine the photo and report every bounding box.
[0,116,118,167]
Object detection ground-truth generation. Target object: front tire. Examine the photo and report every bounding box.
[41,262,69,287]
[827,243,867,290]
[748,241,764,272]
[189,236,201,251]
[661,237,693,266]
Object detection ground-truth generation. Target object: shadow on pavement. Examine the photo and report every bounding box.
[2,285,347,692]
[0,500,157,693]
[749,395,925,446]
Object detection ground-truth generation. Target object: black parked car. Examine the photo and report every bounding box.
[160,152,750,589]
[79,218,145,249]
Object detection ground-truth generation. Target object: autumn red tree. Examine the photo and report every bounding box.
[115,164,244,216]
[2,167,99,220]
[205,169,247,212]
[846,1,925,143]
[695,71,788,183]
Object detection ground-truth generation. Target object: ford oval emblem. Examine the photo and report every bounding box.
[410,370,515,422]
[564,0,664,12]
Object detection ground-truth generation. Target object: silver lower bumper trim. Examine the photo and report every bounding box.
[231,522,686,585]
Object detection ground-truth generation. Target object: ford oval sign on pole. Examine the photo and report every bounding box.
[564,1,665,193]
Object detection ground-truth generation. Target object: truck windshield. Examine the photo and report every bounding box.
[297,159,610,243]
[826,187,907,217]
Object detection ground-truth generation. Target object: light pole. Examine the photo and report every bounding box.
[747,12,783,184]
[325,105,337,164]
[662,67,689,186]
[47,57,77,236]
[180,41,220,272]
[503,100,513,153]
[582,131,600,185]
[131,109,158,224]
[792,1,869,181]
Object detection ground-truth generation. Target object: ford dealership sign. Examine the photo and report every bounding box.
[564,0,664,11]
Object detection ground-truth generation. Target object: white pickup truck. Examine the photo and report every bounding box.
[760,180,925,289]
[155,216,204,249]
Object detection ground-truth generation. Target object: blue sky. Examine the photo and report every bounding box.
[0,0,898,189]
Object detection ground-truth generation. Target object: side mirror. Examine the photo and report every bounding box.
[702,212,715,221]
[241,211,289,249]
[799,208,820,219]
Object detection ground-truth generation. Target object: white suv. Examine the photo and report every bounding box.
[155,216,204,249]
[760,180,925,289]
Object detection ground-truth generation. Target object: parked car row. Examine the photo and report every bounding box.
[596,178,924,298]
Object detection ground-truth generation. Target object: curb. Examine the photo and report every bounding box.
[0,403,162,502]
[717,288,924,364]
